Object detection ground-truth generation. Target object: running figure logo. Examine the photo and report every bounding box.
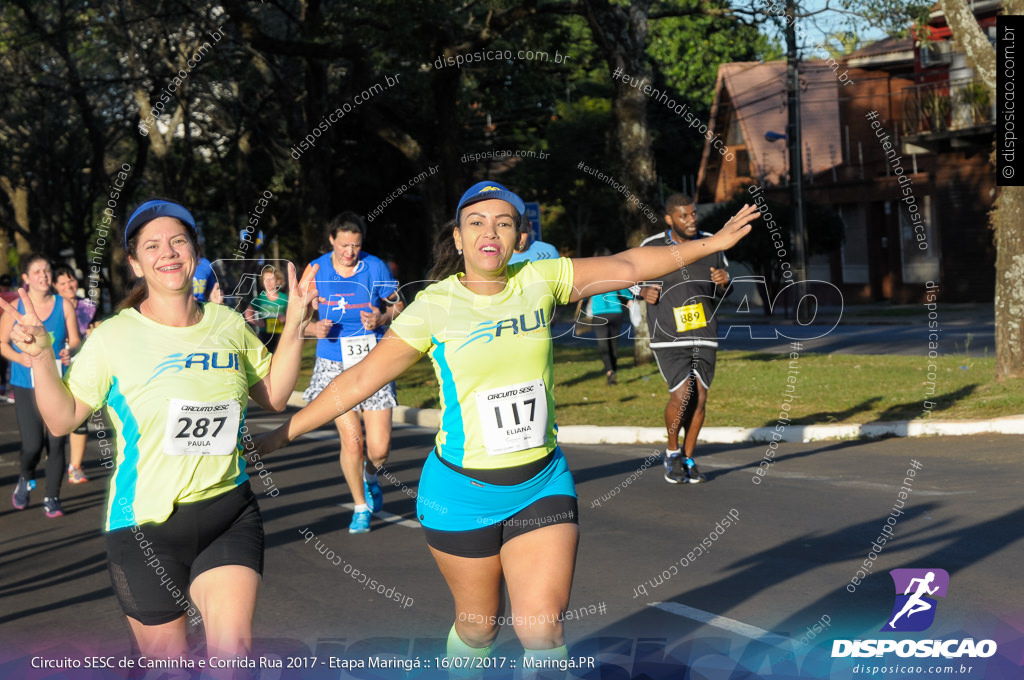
[882,568,949,632]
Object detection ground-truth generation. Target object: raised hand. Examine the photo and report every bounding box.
[287,262,320,331]
[209,281,224,304]
[711,203,760,251]
[0,290,53,357]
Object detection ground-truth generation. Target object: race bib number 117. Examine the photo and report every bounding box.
[475,379,548,456]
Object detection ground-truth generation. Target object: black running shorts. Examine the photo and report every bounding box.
[653,344,717,392]
[105,482,264,625]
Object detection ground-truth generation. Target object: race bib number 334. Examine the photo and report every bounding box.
[164,399,241,456]
[341,334,376,370]
[475,379,548,456]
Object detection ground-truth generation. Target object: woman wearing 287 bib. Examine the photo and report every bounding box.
[257,182,758,667]
[0,199,317,664]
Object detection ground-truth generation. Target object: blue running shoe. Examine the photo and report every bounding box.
[349,507,372,534]
[12,476,30,510]
[684,457,706,484]
[364,479,383,513]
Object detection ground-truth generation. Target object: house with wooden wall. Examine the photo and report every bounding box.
[696,2,997,303]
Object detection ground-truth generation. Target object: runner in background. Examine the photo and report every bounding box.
[1,254,82,516]
[54,265,98,484]
[508,225,558,265]
[639,193,730,484]
[587,284,633,386]
[193,255,223,304]
[301,212,402,534]
[244,266,288,353]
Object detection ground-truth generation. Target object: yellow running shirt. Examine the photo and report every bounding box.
[64,303,272,530]
[389,258,574,469]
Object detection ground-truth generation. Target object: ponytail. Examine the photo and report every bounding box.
[428,220,463,281]
[117,279,148,313]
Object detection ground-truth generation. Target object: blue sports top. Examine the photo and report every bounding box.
[11,295,68,388]
[309,251,398,362]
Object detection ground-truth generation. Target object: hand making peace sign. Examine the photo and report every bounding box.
[0,289,54,358]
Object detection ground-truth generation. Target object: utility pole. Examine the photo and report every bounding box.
[785,0,808,295]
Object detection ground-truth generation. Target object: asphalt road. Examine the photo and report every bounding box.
[1,400,1021,680]
[552,320,995,357]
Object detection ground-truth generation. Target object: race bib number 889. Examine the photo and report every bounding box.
[673,303,707,333]
[475,379,548,456]
[164,399,241,456]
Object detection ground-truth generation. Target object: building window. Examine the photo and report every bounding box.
[735,149,750,177]
[899,196,940,283]
[840,205,870,284]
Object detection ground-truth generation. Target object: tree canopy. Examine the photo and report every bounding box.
[0,0,773,303]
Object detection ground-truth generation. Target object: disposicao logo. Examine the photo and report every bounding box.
[832,568,997,659]
[882,568,948,632]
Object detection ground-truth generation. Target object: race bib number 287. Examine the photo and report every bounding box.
[164,399,241,456]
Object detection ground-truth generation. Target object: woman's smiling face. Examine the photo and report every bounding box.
[454,199,519,278]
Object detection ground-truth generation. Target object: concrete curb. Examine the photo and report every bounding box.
[557,415,1024,444]
[288,391,1024,443]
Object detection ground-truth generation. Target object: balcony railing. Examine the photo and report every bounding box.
[902,77,993,136]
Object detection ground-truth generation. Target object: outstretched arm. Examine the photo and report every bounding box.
[0,290,93,434]
[260,329,424,452]
[568,204,759,303]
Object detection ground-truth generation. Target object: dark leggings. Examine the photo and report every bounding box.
[14,386,67,498]
[594,312,626,373]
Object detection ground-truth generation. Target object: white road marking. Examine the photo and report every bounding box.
[337,502,421,529]
[649,601,792,649]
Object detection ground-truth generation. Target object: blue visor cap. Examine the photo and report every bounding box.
[124,200,197,247]
[455,181,526,224]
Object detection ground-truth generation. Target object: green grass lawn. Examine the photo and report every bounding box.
[295,343,1024,428]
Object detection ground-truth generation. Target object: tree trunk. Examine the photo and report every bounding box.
[583,0,658,244]
[938,0,1021,379]
[582,0,658,364]
[430,61,465,236]
[994,185,1024,379]
[0,177,32,258]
